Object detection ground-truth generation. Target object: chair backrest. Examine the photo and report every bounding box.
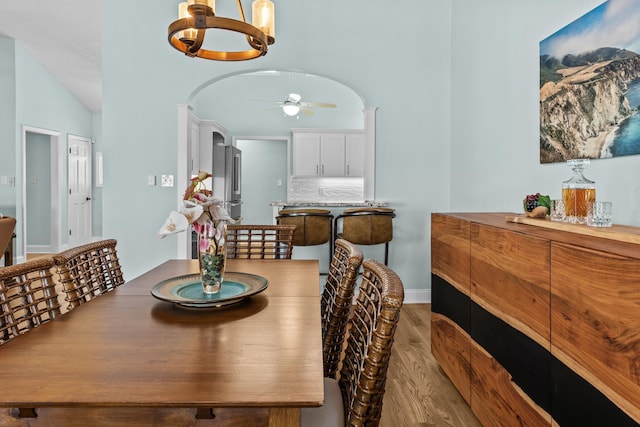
[276,209,334,246]
[0,257,62,345]
[338,259,404,426]
[321,239,363,379]
[53,239,125,310]
[226,224,296,259]
[336,208,396,245]
[0,216,17,264]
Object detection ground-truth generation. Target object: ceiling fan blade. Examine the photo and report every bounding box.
[250,98,284,104]
[301,107,314,116]
[302,102,337,108]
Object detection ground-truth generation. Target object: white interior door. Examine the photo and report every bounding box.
[68,136,92,247]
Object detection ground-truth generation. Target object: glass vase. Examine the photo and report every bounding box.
[562,159,596,224]
[197,221,227,294]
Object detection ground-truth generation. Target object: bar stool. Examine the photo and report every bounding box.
[276,209,334,262]
[333,207,396,265]
[0,216,17,266]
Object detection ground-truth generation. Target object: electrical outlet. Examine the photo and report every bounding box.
[161,175,174,187]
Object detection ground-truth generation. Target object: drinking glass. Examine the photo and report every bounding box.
[550,199,565,222]
[586,201,612,227]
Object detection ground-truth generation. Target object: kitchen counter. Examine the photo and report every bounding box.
[270,200,388,223]
[271,200,388,207]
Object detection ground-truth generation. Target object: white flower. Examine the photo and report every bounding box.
[157,211,189,238]
[179,203,204,224]
[157,171,235,240]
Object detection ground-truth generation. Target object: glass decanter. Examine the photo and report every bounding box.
[562,159,596,224]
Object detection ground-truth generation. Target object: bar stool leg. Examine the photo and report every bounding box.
[384,242,389,266]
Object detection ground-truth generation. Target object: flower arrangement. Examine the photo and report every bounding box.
[158,171,232,239]
[158,171,233,294]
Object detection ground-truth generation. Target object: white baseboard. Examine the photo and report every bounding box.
[26,245,52,254]
[404,288,431,304]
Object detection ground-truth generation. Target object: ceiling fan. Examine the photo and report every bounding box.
[264,92,337,117]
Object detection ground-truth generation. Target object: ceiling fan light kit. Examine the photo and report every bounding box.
[168,0,275,61]
[283,105,301,117]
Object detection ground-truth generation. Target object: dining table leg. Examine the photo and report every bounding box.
[269,407,301,427]
[195,407,215,419]
[18,408,38,418]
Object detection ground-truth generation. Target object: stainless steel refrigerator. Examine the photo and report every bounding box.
[213,141,242,221]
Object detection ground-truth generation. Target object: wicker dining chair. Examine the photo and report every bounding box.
[53,239,125,310]
[226,224,296,259]
[321,239,363,379]
[0,257,62,345]
[302,259,405,427]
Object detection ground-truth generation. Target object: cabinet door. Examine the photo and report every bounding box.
[551,243,640,426]
[191,122,200,175]
[292,133,320,175]
[320,134,345,176]
[345,133,365,176]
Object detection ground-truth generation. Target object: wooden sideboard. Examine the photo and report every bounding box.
[431,212,640,426]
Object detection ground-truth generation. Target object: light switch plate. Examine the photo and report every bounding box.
[147,175,156,186]
[161,175,174,187]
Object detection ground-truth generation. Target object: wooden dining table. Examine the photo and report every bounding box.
[0,259,324,427]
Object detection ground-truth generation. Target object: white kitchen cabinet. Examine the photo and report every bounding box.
[292,133,321,175]
[190,121,200,175]
[291,130,364,177]
[320,133,345,176]
[345,133,365,177]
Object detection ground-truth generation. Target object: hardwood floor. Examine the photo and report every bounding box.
[0,297,479,426]
[379,304,480,427]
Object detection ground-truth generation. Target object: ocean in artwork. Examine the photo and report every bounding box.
[606,78,640,157]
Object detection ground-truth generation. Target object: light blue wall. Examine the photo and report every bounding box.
[103,0,452,296]
[92,114,103,238]
[0,38,16,217]
[450,0,640,225]
[236,138,287,225]
[192,71,365,134]
[25,132,51,245]
[8,41,94,258]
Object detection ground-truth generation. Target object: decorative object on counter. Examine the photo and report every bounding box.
[523,193,550,218]
[586,201,613,228]
[562,159,596,224]
[549,199,566,222]
[158,171,233,294]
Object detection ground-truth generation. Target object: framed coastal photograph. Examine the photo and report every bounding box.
[539,0,640,164]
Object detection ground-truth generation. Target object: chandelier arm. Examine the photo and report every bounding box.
[234,0,257,49]
[167,3,272,61]
[236,0,247,23]
[188,29,206,56]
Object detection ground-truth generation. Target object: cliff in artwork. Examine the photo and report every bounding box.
[539,49,640,164]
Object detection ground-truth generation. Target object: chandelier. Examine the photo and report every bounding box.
[168,0,275,61]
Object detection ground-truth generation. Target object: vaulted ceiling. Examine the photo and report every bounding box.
[0,1,102,112]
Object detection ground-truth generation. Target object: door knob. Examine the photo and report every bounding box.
[86,197,92,201]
